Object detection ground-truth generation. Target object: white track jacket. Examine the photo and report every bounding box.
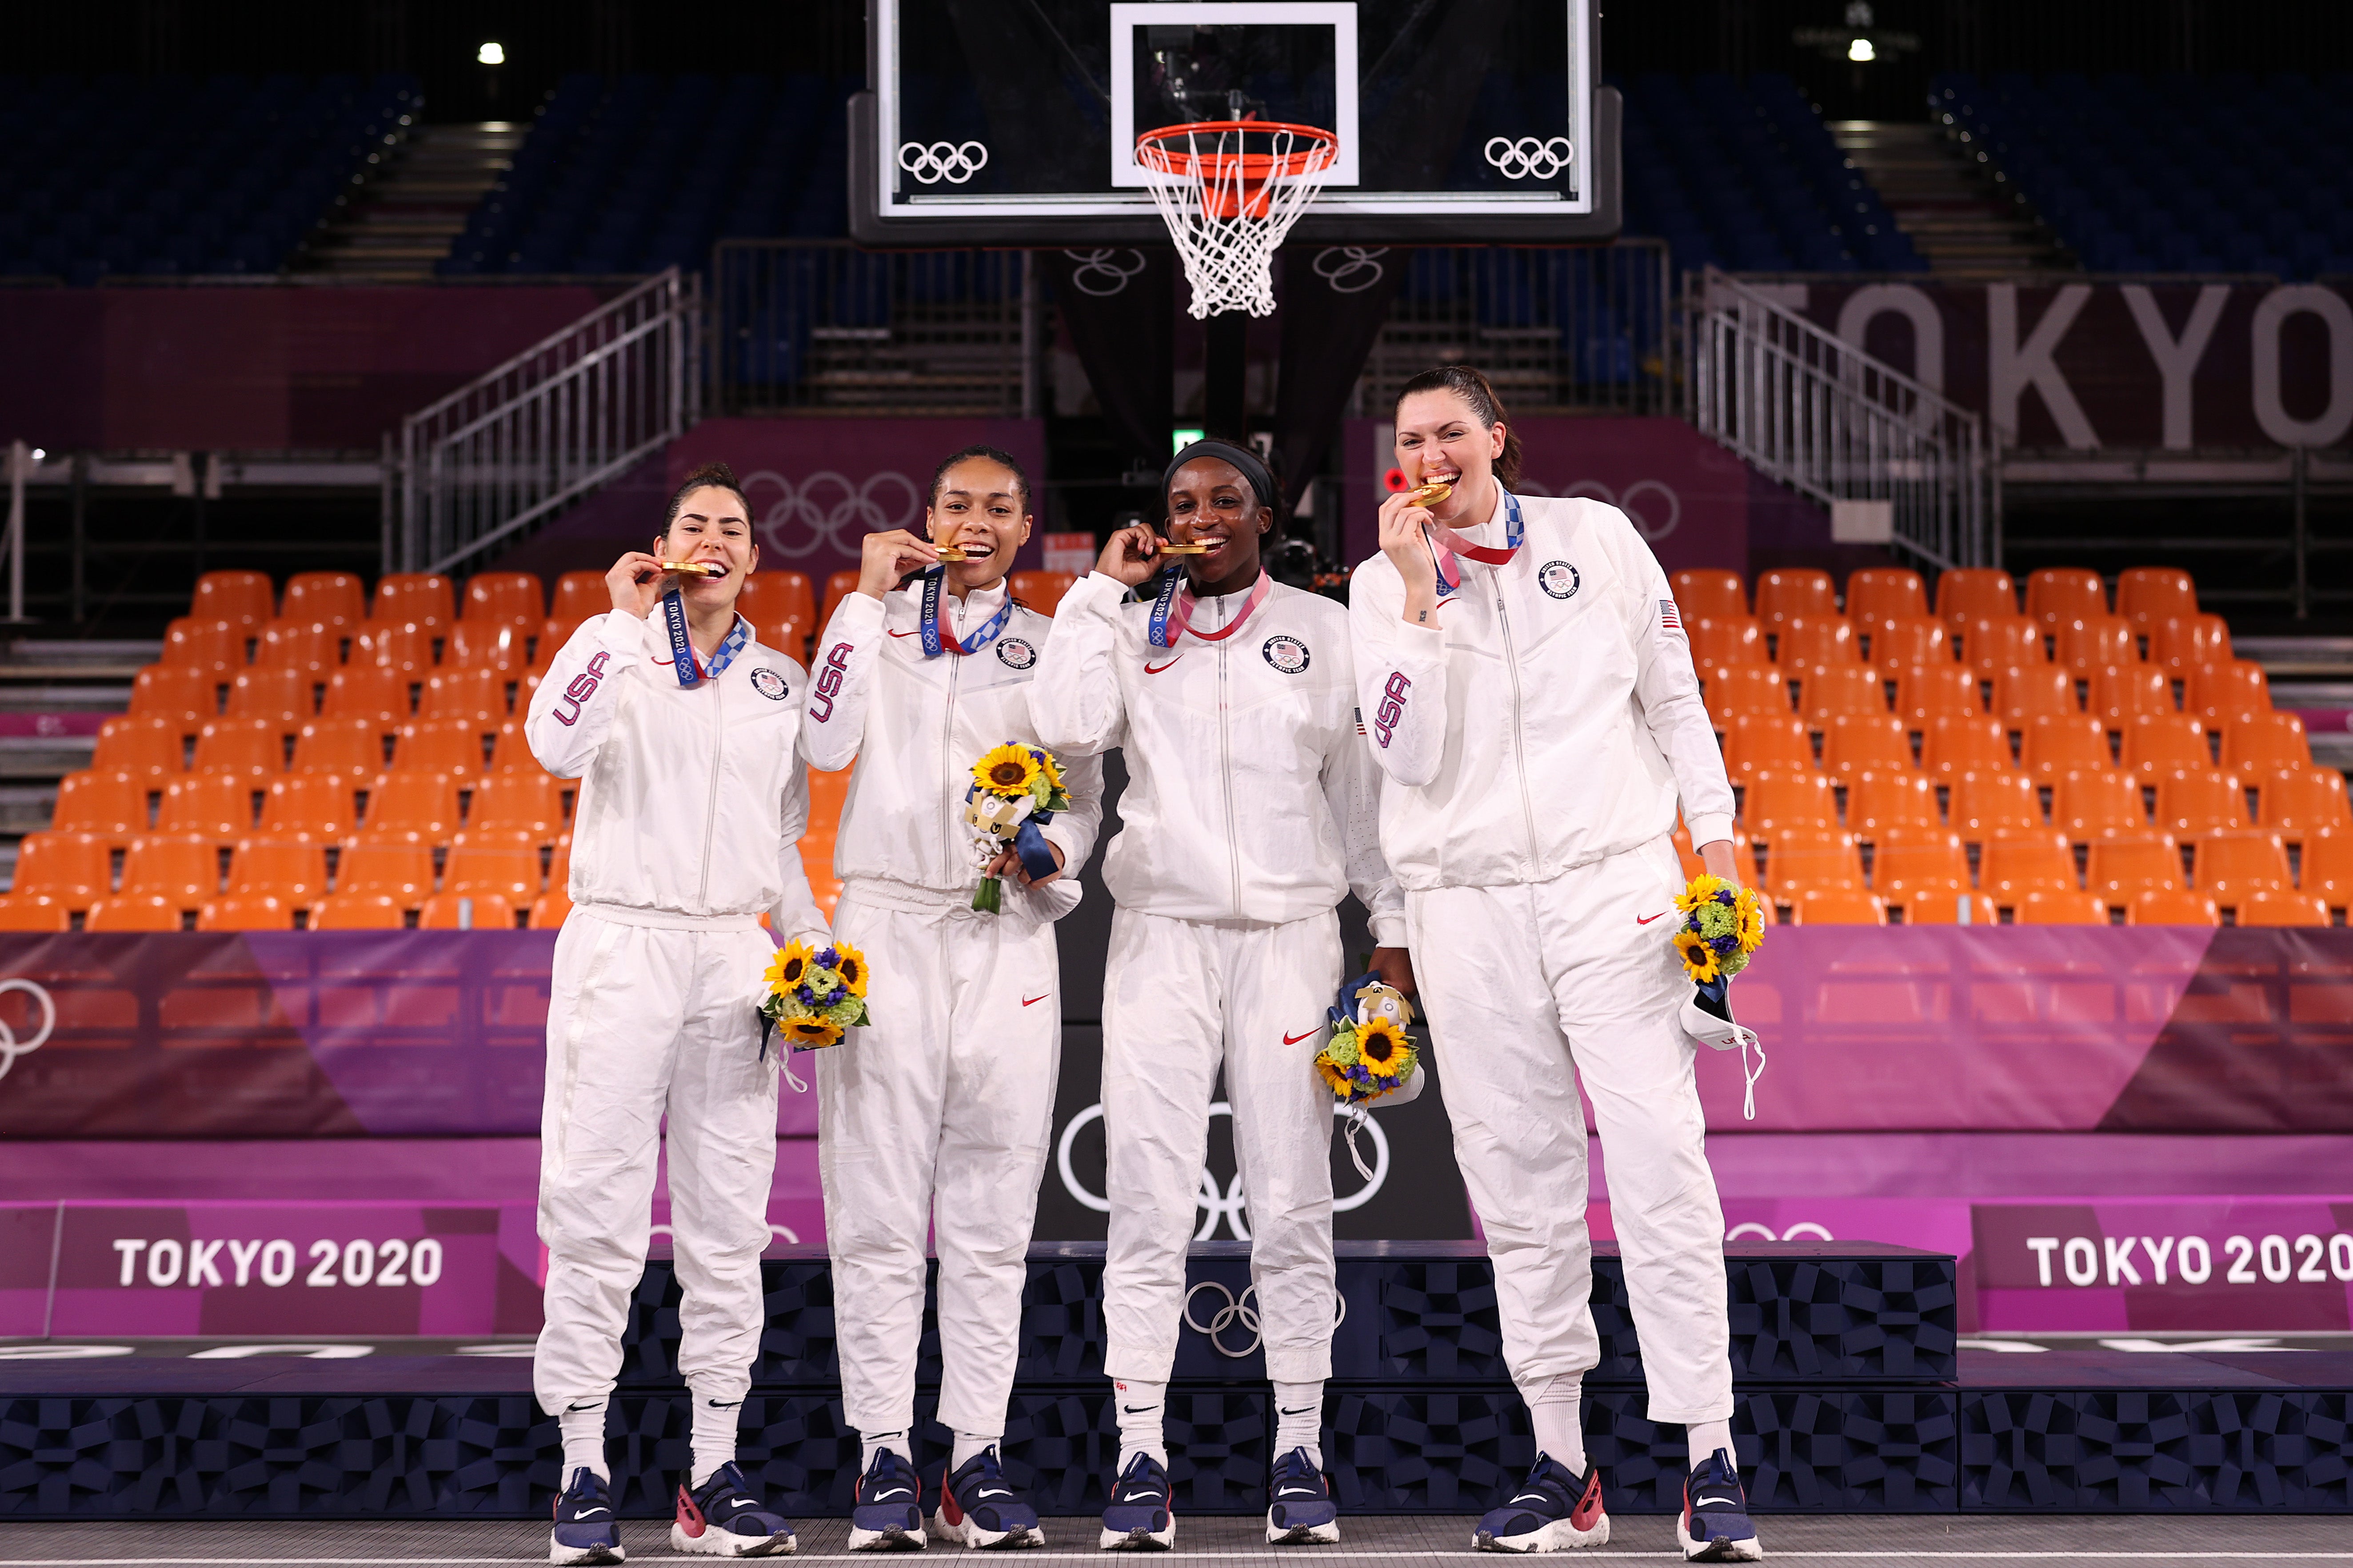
[799,580,1104,918]
[1347,491,1736,891]
[527,609,828,939]
[1030,571,1406,944]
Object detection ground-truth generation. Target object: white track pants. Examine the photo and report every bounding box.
[535,908,781,1414]
[818,885,1062,1438]
[1100,907,1341,1385]
[1405,838,1733,1425]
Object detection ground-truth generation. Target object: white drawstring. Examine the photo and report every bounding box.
[779,1050,809,1095]
[1738,1028,1766,1121]
[1343,1105,1377,1182]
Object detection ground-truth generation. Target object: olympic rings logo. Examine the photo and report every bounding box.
[1064,248,1150,297]
[897,140,990,185]
[736,469,924,562]
[1726,1221,1833,1242]
[1517,476,1684,543]
[1182,1281,1348,1359]
[1484,136,1575,180]
[1311,247,1389,295]
[1055,1100,1389,1241]
[0,978,56,1084]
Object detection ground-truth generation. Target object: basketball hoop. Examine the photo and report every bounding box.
[1135,120,1337,319]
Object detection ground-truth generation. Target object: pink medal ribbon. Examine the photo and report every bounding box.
[1426,490,1526,595]
[1148,567,1273,649]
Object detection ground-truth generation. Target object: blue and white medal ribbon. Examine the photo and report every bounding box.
[1431,489,1526,598]
[1146,566,1272,650]
[659,590,748,686]
[918,567,1013,658]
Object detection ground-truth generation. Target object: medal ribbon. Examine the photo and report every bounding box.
[660,591,749,686]
[918,567,1014,658]
[1146,567,1273,650]
[1430,489,1526,597]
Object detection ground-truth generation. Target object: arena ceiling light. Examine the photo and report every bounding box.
[1848,36,1876,61]
[477,42,505,65]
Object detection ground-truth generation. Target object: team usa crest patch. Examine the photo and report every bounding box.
[1538,560,1581,600]
[995,637,1037,670]
[749,666,790,701]
[1262,635,1311,674]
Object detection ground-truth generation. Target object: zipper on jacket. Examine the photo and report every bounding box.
[940,641,963,873]
[1217,599,1240,916]
[697,674,723,904]
[1492,579,1542,866]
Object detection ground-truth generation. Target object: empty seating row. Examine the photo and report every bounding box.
[1731,762,2350,842]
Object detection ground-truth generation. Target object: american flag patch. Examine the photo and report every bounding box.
[1661,598,1683,631]
[1354,706,1367,735]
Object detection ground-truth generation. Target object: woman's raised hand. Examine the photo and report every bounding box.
[1376,491,1441,618]
[1095,524,1165,589]
[857,529,939,599]
[606,552,669,619]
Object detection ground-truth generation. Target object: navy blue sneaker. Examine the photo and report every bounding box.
[1097,1451,1175,1551]
[1264,1446,1339,1545]
[849,1448,927,1552]
[1473,1453,1608,1552]
[671,1461,797,1557]
[551,1466,624,1566]
[1677,1448,1762,1562]
[929,1445,1044,1548]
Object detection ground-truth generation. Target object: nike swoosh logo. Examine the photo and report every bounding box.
[888,629,919,637]
[1123,1405,1156,1413]
[1144,658,1182,674]
[879,1488,912,1499]
[576,1507,610,1518]
[1635,910,1669,925]
[1023,993,1050,1007]
[1282,1028,1321,1045]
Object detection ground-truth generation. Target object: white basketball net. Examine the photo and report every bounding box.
[1136,122,1336,319]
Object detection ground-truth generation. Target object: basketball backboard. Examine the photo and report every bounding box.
[851,0,1618,246]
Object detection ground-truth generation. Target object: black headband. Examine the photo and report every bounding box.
[1164,439,1278,515]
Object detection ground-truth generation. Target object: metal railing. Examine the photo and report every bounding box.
[392,268,701,576]
[1686,267,1992,571]
[1354,239,1673,416]
[712,240,1036,417]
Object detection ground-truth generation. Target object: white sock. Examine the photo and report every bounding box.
[861,1429,907,1477]
[558,1398,609,1481]
[951,1430,1001,1471]
[1113,1378,1168,1471]
[1526,1375,1586,1472]
[690,1396,742,1488]
[1272,1380,1324,1471]
[1686,1419,1734,1471]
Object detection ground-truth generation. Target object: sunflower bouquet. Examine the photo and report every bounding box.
[1313,976,1422,1106]
[756,938,872,1062]
[1670,874,1766,985]
[962,742,1072,914]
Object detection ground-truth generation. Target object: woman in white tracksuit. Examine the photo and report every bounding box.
[1029,440,1412,1552]
[529,461,826,1564]
[799,444,1103,1552]
[1347,367,1762,1564]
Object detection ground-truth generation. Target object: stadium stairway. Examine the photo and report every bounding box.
[304,123,526,281]
[1829,120,2067,277]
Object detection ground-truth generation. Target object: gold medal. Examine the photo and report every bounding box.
[1156,542,1210,556]
[933,545,969,562]
[661,560,727,579]
[1404,480,1452,508]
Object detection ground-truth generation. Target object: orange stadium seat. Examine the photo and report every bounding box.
[2119,713,2210,778]
[1789,888,1886,925]
[2252,764,2352,836]
[447,823,538,855]
[2152,767,2248,836]
[322,665,413,730]
[1762,827,1865,893]
[461,572,546,630]
[52,769,152,842]
[549,571,608,626]
[259,774,360,842]
[1951,770,2043,837]
[1871,826,1969,903]
[227,666,316,730]
[752,615,813,662]
[353,619,438,677]
[373,572,455,628]
[443,622,528,674]
[1861,614,1948,673]
[1934,567,2017,631]
[1671,822,1706,881]
[1846,770,1939,837]
[192,718,285,780]
[1722,714,1814,779]
[1820,713,1913,780]
[1962,614,2045,677]
[2086,831,2185,905]
[822,571,862,632]
[281,571,368,629]
[1845,567,1929,623]
[227,839,331,905]
[2129,888,2219,926]
[419,892,518,930]
[1990,662,2077,730]
[2116,567,2197,637]
[358,771,461,843]
[1897,890,1984,925]
[310,893,407,930]
[2193,830,2292,906]
[158,773,261,841]
[335,843,436,906]
[0,896,72,930]
[529,887,574,928]
[1772,614,1856,675]
[420,669,507,726]
[2301,829,2353,912]
[488,721,540,773]
[2238,890,2330,927]
[92,715,184,781]
[529,621,581,673]
[12,831,113,904]
[1705,665,1793,734]
[1801,663,1889,723]
[1894,662,1981,728]
[161,616,247,677]
[85,894,183,932]
[2149,613,2232,680]
[2221,712,2309,773]
[1690,615,1769,673]
[2050,768,2148,840]
[2019,714,2113,781]
[292,717,388,778]
[739,570,818,631]
[2017,889,2109,924]
[443,842,542,904]
[1738,769,1837,835]
[190,570,275,628]
[1670,569,1747,621]
[120,833,220,905]
[394,719,488,778]
[546,837,572,891]
[1980,827,2077,901]
[2086,662,2176,730]
[466,771,566,841]
[2052,614,2138,676]
[130,664,220,728]
[1752,568,1837,628]
[1010,571,1076,616]
[1920,714,2010,780]
[2025,568,2108,632]
[254,618,344,681]
[2187,658,2272,728]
